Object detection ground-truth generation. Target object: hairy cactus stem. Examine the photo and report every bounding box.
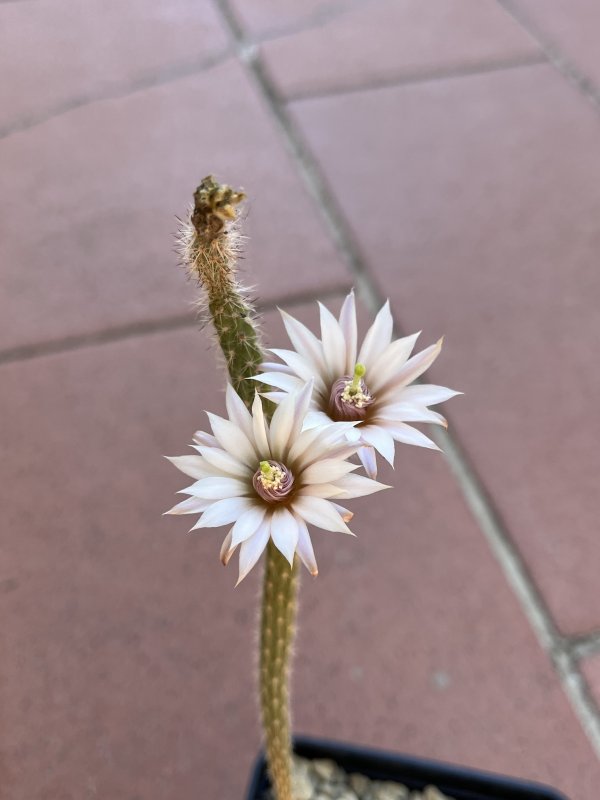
[181,176,296,799]
[260,543,298,800]
[181,175,265,407]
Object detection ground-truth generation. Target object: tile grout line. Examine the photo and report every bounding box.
[283,54,547,104]
[214,0,600,760]
[437,428,600,759]
[246,0,385,45]
[0,50,233,141]
[0,284,351,366]
[497,0,600,113]
[569,631,600,661]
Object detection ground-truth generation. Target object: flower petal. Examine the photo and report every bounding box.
[368,332,420,393]
[220,530,237,566]
[165,455,210,480]
[357,445,377,478]
[269,349,325,391]
[237,518,271,585]
[254,371,305,394]
[333,472,390,497]
[191,496,254,528]
[252,392,271,458]
[196,446,250,478]
[381,339,443,397]
[301,458,358,485]
[296,482,347,499]
[280,308,326,374]
[184,476,250,500]
[302,409,334,431]
[399,384,462,406]
[357,300,393,369]
[289,422,359,469]
[338,290,357,374]
[271,506,299,566]
[268,392,296,460]
[164,496,211,515]
[295,517,318,576]
[225,384,254,440]
[231,504,267,547]
[386,423,441,451]
[330,502,354,523]
[319,301,346,380]
[359,425,396,466]
[291,379,315,442]
[207,412,258,466]
[193,430,219,447]
[291,496,353,534]
[260,361,294,374]
[376,403,447,427]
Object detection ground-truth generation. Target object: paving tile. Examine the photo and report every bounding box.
[1,304,598,799]
[259,0,541,99]
[227,0,347,37]
[289,64,600,636]
[512,0,600,91]
[0,58,348,353]
[0,0,231,133]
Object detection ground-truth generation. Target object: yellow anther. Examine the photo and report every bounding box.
[257,460,286,491]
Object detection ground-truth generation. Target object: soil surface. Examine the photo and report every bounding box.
[263,756,453,800]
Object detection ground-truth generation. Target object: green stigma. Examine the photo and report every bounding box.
[260,460,272,476]
[348,363,366,395]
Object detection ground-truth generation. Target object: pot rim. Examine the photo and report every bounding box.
[245,734,569,800]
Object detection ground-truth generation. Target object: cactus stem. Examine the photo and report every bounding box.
[179,176,295,799]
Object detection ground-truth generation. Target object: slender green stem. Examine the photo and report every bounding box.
[260,543,298,800]
[182,176,296,800]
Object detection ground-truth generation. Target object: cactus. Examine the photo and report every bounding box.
[179,176,295,799]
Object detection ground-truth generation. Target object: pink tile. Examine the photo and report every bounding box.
[512,0,600,89]
[260,0,541,98]
[0,59,348,352]
[0,0,231,132]
[2,304,596,798]
[289,64,600,635]
[227,0,341,37]
[581,654,600,710]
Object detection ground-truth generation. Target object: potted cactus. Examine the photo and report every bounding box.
[166,176,567,800]
[247,737,568,799]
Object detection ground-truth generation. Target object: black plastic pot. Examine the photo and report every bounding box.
[246,736,568,800]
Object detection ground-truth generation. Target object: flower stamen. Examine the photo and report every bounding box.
[253,460,295,503]
[341,363,370,407]
[328,364,374,422]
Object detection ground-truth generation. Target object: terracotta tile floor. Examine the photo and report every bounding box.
[2,2,600,799]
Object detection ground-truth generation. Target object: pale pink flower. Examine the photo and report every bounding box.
[166,383,387,583]
[258,291,460,478]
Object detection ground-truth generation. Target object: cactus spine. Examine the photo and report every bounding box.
[180,176,296,799]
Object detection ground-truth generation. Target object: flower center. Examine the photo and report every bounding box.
[252,460,295,503]
[328,363,374,422]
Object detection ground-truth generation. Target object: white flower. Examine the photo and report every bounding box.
[166,383,388,583]
[258,291,460,478]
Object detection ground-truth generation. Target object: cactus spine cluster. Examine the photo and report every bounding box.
[180,176,296,800]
